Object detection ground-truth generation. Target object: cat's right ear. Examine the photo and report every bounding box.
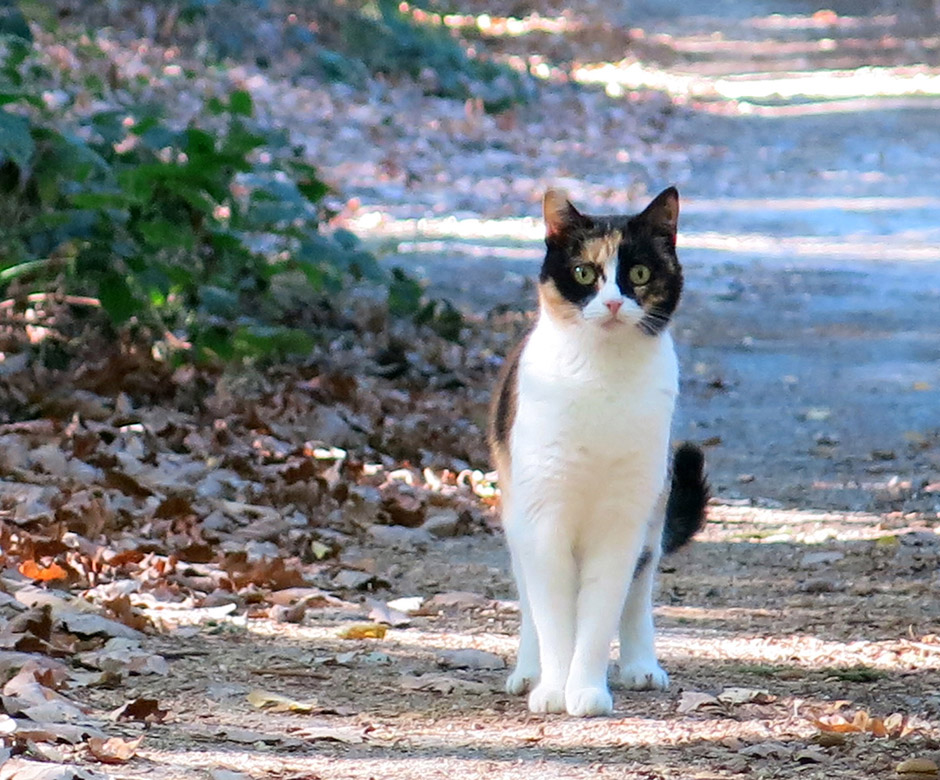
[543,189,584,239]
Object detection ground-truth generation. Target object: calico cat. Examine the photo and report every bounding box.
[489,187,708,717]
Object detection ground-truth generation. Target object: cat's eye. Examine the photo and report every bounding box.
[629,264,651,286]
[572,264,597,285]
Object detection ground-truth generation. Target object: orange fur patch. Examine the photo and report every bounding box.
[580,232,621,271]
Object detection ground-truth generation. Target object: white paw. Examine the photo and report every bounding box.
[505,667,538,695]
[565,686,614,717]
[618,660,669,691]
[528,683,566,713]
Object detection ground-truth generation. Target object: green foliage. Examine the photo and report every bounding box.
[331,0,532,109]
[388,267,463,341]
[0,44,381,362]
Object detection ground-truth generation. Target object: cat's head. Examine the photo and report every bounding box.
[537,188,682,336]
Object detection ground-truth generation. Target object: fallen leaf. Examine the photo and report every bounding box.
[400,673,489,695]
[717,687,776,705]
[677,691,721,714]
[58,612,144,641]
[86,736,143,765]
[367,598,411,627]
[794,748,830,764]
[739,741,792,759]
[78,638,168,675]
[246,689,318,713]
[386,596,424,613]
[17,561,68,583]
[337,623,387,640]
[111,697,167,723]
[897,758,939,776]
[0,758,103,779]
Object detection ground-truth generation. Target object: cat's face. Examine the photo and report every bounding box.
[537,188,682,336]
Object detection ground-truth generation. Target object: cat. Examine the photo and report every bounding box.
[488,186,708,717]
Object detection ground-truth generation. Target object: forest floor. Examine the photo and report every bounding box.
[2,1,940,779]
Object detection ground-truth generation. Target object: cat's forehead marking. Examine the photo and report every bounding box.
[579,231,621,267]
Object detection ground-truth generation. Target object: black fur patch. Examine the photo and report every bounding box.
[662,442,709,554]
[488,336,526,453]
[632,548,652,579]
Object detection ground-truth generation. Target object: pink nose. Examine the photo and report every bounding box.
[605,300,622,315]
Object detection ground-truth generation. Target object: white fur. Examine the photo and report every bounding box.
[501,256,677,716]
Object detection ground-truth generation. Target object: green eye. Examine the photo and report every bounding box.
[629,264,651,286]
[572,264,597,285]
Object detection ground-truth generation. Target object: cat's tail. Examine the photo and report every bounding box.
[662,443,709,554]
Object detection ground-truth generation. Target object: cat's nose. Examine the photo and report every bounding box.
[605,300,622,315]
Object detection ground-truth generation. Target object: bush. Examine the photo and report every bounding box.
[0,33,380,363]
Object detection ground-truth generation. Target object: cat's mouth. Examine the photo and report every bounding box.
[600,316,625,330]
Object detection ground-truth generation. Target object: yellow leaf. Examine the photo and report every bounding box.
[246,689,317,713]
[913,382,931,391]
[310,541,331,560]
[875,535,900,547]
[338,623,387,640]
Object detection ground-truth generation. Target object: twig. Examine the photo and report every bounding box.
[0,293,101,311]
[250,667,330,679]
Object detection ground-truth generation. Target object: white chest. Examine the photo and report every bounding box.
[509,319,678,492]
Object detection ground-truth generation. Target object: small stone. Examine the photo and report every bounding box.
[368,525,432,549]
[423,508,461,538]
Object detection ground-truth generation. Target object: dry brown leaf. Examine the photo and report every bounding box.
[717,687,776,705]
[337,623,387,640]
[812,709,911,738]
[87,736,143,765]
[111,697,167,723]
[677,691,721,714]
[17,561,67,583]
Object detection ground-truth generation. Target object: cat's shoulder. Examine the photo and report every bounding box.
[488,332,530,456]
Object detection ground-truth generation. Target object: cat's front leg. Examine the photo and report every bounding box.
[507,521,577,714]
[617,540,669,691]
[565,536,644,716]
[505,543,539,695]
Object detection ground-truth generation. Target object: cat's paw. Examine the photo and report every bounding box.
[505,668,537,696]
[528,683,566,714]
[565,686,614,717]
[618,660,669,691]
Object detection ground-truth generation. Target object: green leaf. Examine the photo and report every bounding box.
[0,108,34,168]
[387,267,423,317]
[229,89,253,117]
[138,217,195,249]
[98,271,142,324]
[233,325,314,359]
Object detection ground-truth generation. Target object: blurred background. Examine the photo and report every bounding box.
[1,0,939,515]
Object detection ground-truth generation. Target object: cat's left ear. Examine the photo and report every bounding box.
[640,187,679,237]
[543,188,585,239]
